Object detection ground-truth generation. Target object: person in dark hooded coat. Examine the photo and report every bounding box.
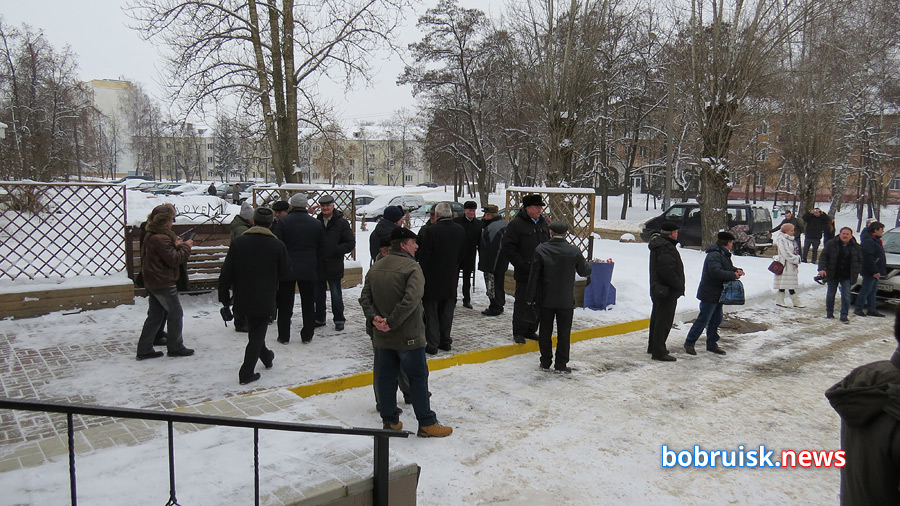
[647,222,685,362]
[369,205,405,264]
[825,304,900,506]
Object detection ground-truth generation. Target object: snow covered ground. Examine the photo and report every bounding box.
[1,185,896,504]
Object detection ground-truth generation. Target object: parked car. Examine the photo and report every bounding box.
[166,183,208,196]
[417,181,439,188]
[134,181,169,193]
[851,226,900,305]
[216,182,255,201]
[148,183,186,195]
[640,202,773,253]
[409,201,464,221]
[356,194,426,221]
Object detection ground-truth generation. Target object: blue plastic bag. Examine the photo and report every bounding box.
[584,262,616,310]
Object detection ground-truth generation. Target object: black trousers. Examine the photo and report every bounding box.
[803,235,822,263]
[648,294,678,358]
[539,307,574,369]
[276,280,317,342]
[483,266,507,311]
[424,298,456,348]
[240,317,271,381]
[513,278,539,336]
[460,256,476,303]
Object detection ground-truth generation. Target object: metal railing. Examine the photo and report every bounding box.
[0,397,410,506]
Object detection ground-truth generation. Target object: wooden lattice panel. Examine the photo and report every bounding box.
[505,187,596,260]
[0,182,127,280]
[252,186,357,260]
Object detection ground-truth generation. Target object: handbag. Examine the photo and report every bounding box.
[719,280,745,305]
[768,260,785,275]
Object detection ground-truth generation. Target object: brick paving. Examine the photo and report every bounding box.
[0,285,604,473]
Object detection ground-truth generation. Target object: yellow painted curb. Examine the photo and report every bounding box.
[287,318,650,399]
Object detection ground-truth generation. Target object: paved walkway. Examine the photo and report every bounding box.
[0,287,612,473]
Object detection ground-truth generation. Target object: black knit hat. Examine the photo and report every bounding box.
[549,221,568,235]
[717,231,735,241]
[253,207,274,226]
[271,200,289,212]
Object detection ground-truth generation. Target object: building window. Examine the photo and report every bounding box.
[349,173,354,181]
[208,143,213,150]
[890,177,900,191]
[756,147,768,162]
[207,156,213,163]
[639,146,648,158]
[349,159,355,168]
[389,160,396,168]
[756,121,770,135]
[755,173,766,187]
[405,174,413,182]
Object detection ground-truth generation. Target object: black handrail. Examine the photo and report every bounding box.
[0,397,410,506]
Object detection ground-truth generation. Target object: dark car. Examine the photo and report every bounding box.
[417,181,439,188]
[640,203,773,253]
[409,201,464,221]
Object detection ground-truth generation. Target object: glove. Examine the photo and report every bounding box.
[220,305,234,326]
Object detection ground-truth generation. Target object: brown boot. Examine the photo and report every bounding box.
[417,423,453,438]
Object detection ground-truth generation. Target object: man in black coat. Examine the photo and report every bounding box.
[825,305,900,506]
[219,207,289,384]
[369,205,405,264]
[453,200,482,309]
[417,202,466,354]
[273,192,325,344]
[772,210,803,254]
[478,204,509,316]
[314,194,355,331]
[647,221,685,362]
[526,221,591,373]
[855,221,887,318]
[802,207,830,263]
[818,227,862,322]
[501,194,550,344]
[683,232,745,356]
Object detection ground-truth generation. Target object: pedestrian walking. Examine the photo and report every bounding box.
[683,231,745,356]
[647,221,685,362]
[501,194,550,344]
[135,204,195,360]
[818,227,861,323]
[314,194,355,331]
[219,207,288,384]
[359,227,453,438]
[772,223,803,308]
[526,221,591,373]
[478,204,509,316]
[274,193,325,344]
[825,304,900,506]
[854,221,887,318]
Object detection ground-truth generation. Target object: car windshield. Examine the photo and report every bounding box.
[882,230,900,254]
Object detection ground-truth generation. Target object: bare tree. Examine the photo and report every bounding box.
[128,0,411,185]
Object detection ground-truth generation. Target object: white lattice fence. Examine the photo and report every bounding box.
[0,182,127,280]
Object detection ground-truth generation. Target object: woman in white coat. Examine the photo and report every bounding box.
[773,223,803,307]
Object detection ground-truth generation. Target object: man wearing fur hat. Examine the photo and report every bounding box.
[274,193,325,344]
[359,227,452,438]
[526,221,591,373]
[647,221,685,362]
[501,194,550,344]
[683,231,745,356]
[453,200,482,309]
[219,207,289,384]
[135,204,196,360]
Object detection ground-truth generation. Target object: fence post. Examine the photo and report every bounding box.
[68,413,77,506]
[373,435,389,506]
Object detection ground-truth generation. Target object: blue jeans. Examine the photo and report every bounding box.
[374,347,437,428]
[684,301,723,350]
[315,278,345,323]
[855,275,879,313]
[826,279,852,318]
[137,286,185,354]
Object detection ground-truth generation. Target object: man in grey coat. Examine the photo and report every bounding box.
[526,221,591,373]
[359,227,452,438]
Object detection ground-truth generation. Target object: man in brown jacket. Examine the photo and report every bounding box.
[136,204,196,360]
[359,227,452,438]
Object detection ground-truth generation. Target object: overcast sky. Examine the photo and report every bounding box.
[4,0,504,125]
